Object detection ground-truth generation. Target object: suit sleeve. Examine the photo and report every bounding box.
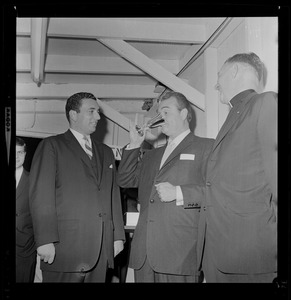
[29,138,59,248]
[116,147,142,188]
[181,139,214,208]
[109,151,126,242]
[257,93,277,203]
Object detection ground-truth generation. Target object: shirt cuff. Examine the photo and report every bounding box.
[125,144,140,150]
[176,186,184,206]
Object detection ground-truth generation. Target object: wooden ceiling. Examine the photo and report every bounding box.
[16,17,227,109]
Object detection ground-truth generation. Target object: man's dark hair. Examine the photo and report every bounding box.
[160,91,192,123]
[65,92,97,122]
[16,137,26,152]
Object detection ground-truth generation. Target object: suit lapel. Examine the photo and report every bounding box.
[212,91,255,153]
[64,130,99,182]
[92,139,103,188]
[16,170,28,199]
[153,145,167,173]
[159,133,194,172]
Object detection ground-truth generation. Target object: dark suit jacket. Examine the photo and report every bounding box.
[16,169,36,258]
[117,133,214,275]
[197,90,277,275]
[29,130,125,272]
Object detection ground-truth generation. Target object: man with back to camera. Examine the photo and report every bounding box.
[29,92,125,282]
[16,137,36,282]
[197,52,277,282]
[117,91,214,282]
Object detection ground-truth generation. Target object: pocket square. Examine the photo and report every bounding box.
[109,164,113,169]
[180,154,195,160]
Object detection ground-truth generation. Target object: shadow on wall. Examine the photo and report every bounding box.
[189,105,197,133]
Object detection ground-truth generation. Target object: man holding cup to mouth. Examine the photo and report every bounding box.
[117,91,214,282]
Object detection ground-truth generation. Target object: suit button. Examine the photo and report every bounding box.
[150,199,154,203]
[98,213,102,217]
[203,207,206,211]
[206,182,211,186]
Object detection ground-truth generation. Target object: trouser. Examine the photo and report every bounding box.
[16,253,36,282]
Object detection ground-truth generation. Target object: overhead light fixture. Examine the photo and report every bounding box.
[154,82,166,93]
[31,18,48,86]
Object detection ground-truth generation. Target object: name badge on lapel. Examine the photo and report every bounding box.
[180,154,195,160]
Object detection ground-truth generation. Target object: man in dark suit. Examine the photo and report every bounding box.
[197,52,277,282]
[16,137,36,282]
[117,91,214,282]
[29,92,125,282]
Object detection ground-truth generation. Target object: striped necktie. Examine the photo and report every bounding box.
[83,135,93,159]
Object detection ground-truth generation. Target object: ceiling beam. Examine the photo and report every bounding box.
[17,54,180,75]
[16,83,158,99]
[206,17,244,48]
[179,44,202,72]
[30,18,48,86]
[46,18,206,44]
[98,38,205,110]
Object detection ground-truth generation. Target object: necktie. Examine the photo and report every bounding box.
[160,141,175,168]
[83,136,93,159]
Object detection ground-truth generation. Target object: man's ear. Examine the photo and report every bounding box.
[232,63,239,78]
[180,108,188,121]
[69,110,77,123]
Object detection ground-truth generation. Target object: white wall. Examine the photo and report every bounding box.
[245,17,278,92]
[180,53,207,138]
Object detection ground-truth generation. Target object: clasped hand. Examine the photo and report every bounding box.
[37,243,55,264]
[155,182,176,202]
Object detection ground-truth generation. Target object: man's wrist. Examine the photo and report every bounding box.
[176,186,184,206]
[126,143,142,150]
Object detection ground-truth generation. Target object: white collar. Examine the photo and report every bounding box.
[70,128,91,145]
[168,129,190,147]
[16,166,23,187]
[16,166,23,176]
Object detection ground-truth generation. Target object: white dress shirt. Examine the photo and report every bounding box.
[160,129,191,168]
[126,129,190,206]
[161,129,190,206]
[16,166,23,188]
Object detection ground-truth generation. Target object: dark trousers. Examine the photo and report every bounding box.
[16,253,36,282]
[134,256,198,283]
[42,239,108,283]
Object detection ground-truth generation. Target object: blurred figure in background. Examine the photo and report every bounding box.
[16,137,36,282]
